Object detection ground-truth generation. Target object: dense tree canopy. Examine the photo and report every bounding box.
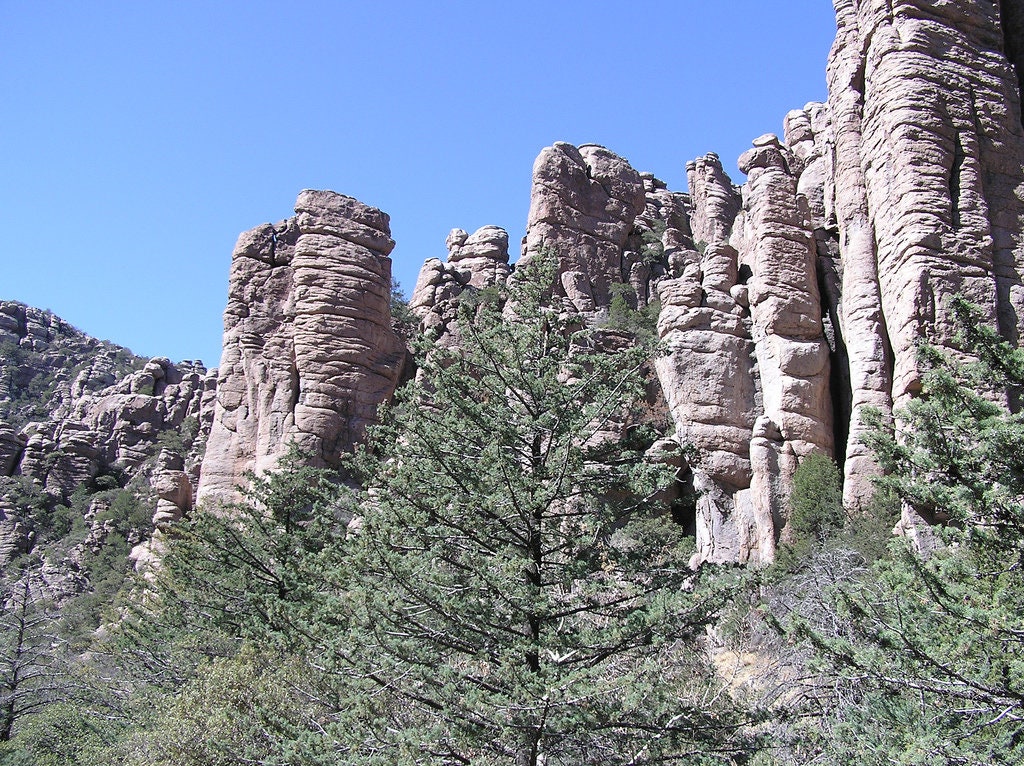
[9,282,1024,765]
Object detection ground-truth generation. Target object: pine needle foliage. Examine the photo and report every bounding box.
[342,251,754,764]
[779,298,1024,765]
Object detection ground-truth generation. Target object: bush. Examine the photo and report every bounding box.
[602,282,660,340]
[775,453,844,570]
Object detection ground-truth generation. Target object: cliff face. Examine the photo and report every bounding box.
[196,190,406,504]
[399,3,1024,564]
[55,2,1008,564]
[827,0,1024,512]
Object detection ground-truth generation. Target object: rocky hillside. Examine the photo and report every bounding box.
[0,300,217,606]
[3,2,1024,763]
[4,0,1024,585]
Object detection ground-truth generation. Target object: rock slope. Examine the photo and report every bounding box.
[0,302,217,588]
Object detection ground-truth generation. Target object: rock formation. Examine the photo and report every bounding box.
[410,225,511,341]
[826,0,1024,514]
[520,143,647,315]
[9,2,1023,571]
[0,302,218,594]
[1,301,214,505]
[13,358,214,498]
[196,190,406,504]
[401,0,1024,558]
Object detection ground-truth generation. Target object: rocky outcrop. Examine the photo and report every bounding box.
[1,300,215,524]
[652,156,761,564]
[0,301,145,429]
[521,143,647,315]
[737,135,833,458]
[825,0,1024,507]
[410,226,510,341]
[14,358,214,500]
[196,190,406,505]
[0,307,216,595]
[9,3,1024,571]
[0,427,23,477]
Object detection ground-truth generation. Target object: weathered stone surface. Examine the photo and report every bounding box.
[197,190,405,505]
[410,226,511,344]
[151,449,192,527]
[823,0,1024,509]
[0,500,32,571]
[832,0,1024,399]
[0,427,23,476]
[652,156,763,565]
[445,226,511,289]
[522,143,646,314]
[0,301,145,431]
[686,153,741,247]
[13,357,213,498]
[12,1,1024,572]
[737,135,833,456]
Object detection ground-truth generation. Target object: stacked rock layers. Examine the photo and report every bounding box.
[196,190,405,504]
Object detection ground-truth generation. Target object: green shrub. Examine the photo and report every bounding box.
[775,452,844,571]
[151,417,199,458]
[602,282,660,340]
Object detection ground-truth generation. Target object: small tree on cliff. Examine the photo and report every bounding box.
[342,253,753,764]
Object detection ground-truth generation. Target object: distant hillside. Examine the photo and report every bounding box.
[0,301,144,430]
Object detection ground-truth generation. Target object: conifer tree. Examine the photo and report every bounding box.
[341,253,752,764]
[785,298,1024,764]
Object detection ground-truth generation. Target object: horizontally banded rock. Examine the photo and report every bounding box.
[197,190,406,504]
[737,135,833,458]
[651,154,761,564]
[651,129,837,565]
[18,1,1024,571]
[833,0,1024,386]
[686,153,741,247]
[522,142,646,314]
[737,135,834,549]
[410,226,510,341]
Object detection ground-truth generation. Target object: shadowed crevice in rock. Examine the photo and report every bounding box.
[818,249,852,473]
[1001,0,1024,121]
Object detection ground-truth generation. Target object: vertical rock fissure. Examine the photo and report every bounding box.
[819,258,852,476]
[950,132,965,232]
[1000,0,1024,121]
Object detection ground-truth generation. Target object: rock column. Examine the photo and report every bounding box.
[197,190,404,505]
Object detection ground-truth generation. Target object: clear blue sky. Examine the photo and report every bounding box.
[1,1,836,368]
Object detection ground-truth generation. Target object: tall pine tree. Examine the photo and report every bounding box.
[340,253,752,765]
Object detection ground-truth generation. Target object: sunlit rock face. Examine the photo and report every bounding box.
[826,0,1024,510]
[194,1,1024,563]
[520,142,647,316]
[196,190,405,505]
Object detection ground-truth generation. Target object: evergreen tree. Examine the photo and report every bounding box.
[783,298,1024,764]
[0,576,61,743]
[81,451,356,765]
[340,254,753,764]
